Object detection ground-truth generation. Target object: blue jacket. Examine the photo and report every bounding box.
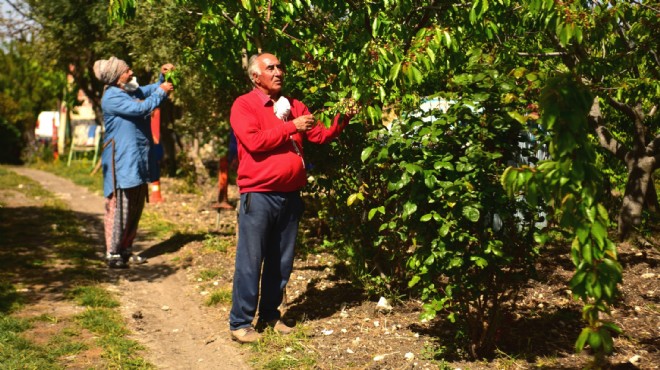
[101,78,168,197]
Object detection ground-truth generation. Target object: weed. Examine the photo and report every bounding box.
[30,161,103,193]
[202,234,230,253]
[141,210,177,239]
[68,286,120,308]
[198,268,224,281]
[76,308,126,336]
[0,282,22,314]
[47,332,89,357]
[205,289,232,306]
[250,325,317,369]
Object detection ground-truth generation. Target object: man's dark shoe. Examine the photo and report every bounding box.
[230,326,261,343]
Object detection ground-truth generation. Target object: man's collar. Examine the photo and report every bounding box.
[252,87,283,106]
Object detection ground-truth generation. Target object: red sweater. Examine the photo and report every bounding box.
[230,88,348,193]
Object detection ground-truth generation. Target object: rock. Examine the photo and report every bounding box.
[161,305,170,311]
[628,355,641,365]
[321,329,334,335]
[405,352,415,360]
[376,296,393,312]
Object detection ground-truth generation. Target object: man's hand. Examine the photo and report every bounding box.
[292,114,316,132]
[160,82,174,94]
[161,63,175,75]
[342,98,360,121]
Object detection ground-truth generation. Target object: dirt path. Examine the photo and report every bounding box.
[11,167,251,370]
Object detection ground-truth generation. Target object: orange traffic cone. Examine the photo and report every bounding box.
[150,180,164,203]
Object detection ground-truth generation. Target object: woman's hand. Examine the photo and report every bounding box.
[161,63,175,75]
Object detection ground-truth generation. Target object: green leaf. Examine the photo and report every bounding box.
[420,213,433,222]
[361,146,375,162]
[575,327,590,352]
[347,193,359,206]
[462,206,480,222]
[403,202,418,219]
[507,110,527,124]
[408,275,421,288]
[390,62,402,81]
[587,329,602,349]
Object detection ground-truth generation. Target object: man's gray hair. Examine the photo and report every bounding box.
[247,54,261,85]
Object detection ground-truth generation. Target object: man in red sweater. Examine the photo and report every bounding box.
[228,53,357,343]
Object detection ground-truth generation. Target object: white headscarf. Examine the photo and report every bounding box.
[93,56,129,85]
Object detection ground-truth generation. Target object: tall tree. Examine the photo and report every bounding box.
[109,0,658,363]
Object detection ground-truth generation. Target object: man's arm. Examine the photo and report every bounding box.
[230,97,298,153]
[298,98,354,144]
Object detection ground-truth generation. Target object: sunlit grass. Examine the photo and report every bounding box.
[198,268,224,281]
[0,166,153,369]
[250,325,317,370]
[29,160,103,194]
[202,234,230,253]
[68,286,120,308]
[140,210,177,239]
[205,289,232,306]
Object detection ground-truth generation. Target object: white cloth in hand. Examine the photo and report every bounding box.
[273,96,291,120]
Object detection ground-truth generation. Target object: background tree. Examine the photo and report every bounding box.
[0,39,66,163]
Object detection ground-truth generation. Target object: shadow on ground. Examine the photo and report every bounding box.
[0,205,206,306]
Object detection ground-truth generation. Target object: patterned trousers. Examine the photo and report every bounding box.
[104,184,148,256]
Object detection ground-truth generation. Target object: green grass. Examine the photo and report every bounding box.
[74,308,155,369]
[202,234,231,253]
[205,289,232,306]
[198,267,224,281]
[250,325,317,370]
[141,210,178,239]
[30,160,103,194]
[0,314,68,369]
[68,285,120,308]
[0,282,23,314]
[0,165,153,369]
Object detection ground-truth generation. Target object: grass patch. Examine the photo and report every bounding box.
[250,325,317,370]
[202,234,230,253]
[198,267,224,281]
[47,331,89,358]
[68,286,120,308]
[0,282,22,314]
[205,289,232,306]
[0,314,61,369]
[0,166,54,200]
[29,160,103,194]
[76,308,154,369]
[141,210,177,239]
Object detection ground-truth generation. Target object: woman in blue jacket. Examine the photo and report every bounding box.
[93,56,174,268]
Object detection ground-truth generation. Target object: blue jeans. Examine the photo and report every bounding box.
[229,191,303,330]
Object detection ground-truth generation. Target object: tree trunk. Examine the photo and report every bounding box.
[189,137,211,186]
[159,100,179,177]
[618,154,656,239]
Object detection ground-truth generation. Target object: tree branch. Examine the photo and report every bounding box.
[517,52,567,57]
[589,97,629,162]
